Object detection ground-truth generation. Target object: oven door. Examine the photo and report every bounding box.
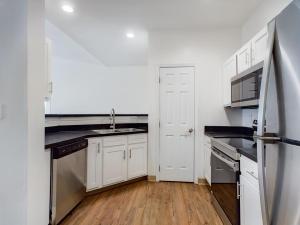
[211,147,240,225]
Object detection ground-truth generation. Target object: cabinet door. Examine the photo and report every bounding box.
[223,54,237,106]
[86,139,102,191]
[251,27,268,66]
[237,41,252,74]
[204,145,211,185]
[240,175,263,225]
[103,145,127,186]
[128,143,147,179]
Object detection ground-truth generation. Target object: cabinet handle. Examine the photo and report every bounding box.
[246,170,258,180]
[123,150,126,160]
[129,149,132,158]
[97,143,100,153]
[237,181,240,200]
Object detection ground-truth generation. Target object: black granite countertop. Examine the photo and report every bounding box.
[238,144,257,162]
[45,129,148,149]
[204,126,254,138]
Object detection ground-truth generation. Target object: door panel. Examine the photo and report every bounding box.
[128,143,147,179]
[102,145,127,186]
[240,175,263,225]
[86,140,102,191]
[237,42,251,73]
[252,27,268,66]
[159,67,195,182]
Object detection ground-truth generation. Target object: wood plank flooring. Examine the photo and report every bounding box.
[60,181,223,225]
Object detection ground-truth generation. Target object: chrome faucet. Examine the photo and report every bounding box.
[110,108,116,131]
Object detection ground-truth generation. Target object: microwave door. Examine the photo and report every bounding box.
[231,81,242,103]
[242,74,257,101]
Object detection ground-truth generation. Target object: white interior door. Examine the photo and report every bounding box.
[159,66,195,182]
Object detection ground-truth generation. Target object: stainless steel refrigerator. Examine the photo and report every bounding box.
[257,1,300,225]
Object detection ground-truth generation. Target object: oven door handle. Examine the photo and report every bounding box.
[211,149,239,172]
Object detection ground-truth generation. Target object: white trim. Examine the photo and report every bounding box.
[157,65,197,183]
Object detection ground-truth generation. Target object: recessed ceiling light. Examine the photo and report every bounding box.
[126,32,135,39]
[62,4,74,13]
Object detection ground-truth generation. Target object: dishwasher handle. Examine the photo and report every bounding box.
[211,148,239,172]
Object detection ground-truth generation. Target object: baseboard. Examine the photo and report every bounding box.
[86,176,147,196]
[147,175,157,182]
[198,178,209,186]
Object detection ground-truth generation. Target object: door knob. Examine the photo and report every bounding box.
[188,128,194,133]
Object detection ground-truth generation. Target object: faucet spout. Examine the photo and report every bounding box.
[110,108,116,131]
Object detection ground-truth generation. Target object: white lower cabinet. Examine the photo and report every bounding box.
[204,136,211,185]
[86,138,102,191]
[87,133,148,191]
[103,144,127,186]
[240,156,263,225]
[128,143,147,179]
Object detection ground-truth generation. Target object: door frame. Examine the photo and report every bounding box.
[157,64,197,183]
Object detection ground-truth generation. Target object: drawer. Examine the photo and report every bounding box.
[128,134,147,144]
[240,155,259,185]
[103,136,127,147]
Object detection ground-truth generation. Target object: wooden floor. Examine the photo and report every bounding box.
[60,181,223,225]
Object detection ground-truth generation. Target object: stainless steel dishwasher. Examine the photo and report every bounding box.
[50,139,87,225]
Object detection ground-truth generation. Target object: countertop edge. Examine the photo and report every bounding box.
[45,130,148,149]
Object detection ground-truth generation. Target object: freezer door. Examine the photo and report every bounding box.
[274,0,300,141]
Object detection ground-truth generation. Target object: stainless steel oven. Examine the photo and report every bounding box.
[211,139,240,225]
[231,62,263,108]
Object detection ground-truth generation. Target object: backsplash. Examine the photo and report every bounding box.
[242,109,258,127]
[45,114,148,127]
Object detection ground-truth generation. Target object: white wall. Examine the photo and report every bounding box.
[242,0,293,43]
[46,21,149,114]
[147,29,243,179]
[0,1,48,225]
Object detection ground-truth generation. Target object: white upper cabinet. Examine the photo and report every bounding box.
[223,54,237,106]
[86,138,102,191]
[251,27,268,66]
[237,41,252,74]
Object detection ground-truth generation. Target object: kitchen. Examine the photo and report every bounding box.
[1,0,300,225]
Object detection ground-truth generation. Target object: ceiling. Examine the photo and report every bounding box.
[46,0,263,66]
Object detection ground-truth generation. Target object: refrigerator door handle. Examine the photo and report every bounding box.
[257,19,276,225]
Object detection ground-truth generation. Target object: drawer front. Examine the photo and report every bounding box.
[128,134,147,144]
[103,136,127,147]
[240,155,259,186]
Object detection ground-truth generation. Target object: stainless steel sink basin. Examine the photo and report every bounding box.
[92,128,144,134]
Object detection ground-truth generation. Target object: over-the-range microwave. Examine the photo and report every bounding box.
[231,62,263,108]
